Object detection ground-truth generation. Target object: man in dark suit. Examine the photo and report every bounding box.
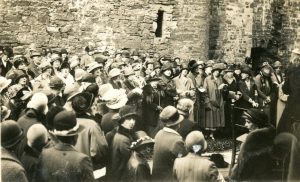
[152,106,188,181]
[35,111,95,182]
[0,47,13,77]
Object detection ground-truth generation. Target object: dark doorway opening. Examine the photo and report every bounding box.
[155,10,164,37]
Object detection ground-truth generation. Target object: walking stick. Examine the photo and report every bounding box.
[229,99,236,176]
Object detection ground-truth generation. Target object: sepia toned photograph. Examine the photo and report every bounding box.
[0,0,299,181]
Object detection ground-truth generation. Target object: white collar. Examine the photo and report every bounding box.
[163,127,180,136]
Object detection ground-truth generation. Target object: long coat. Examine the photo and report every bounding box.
[75,117,108,169]
[35,142,95,182]
[203,75,225,128]
[277,65,300,133]
[20,145,40,182]
[110,126,134,181]
[1,148,28,182]
[231,127,276,181]
[152,128,187,181]
[158,75,177,107]
[173,153,219,182]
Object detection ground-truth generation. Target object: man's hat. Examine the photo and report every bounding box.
[27,92,49,115]
[60,48,68,54]
[161,63,173,72]
[63,83,82,101]
[114,105,138,124]
[51,111,84,136]
[108,68,121,78]
[188,60,199,70]
[49,76,65,89]
[160,106,184,127]
[185,131,207,153]
[1,120,24,148]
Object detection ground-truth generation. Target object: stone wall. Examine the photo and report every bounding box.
[0,0,299,61]
[0,0,209,59]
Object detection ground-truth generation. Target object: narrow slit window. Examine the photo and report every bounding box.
[155,10,164,37]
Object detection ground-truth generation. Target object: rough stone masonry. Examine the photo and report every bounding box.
[0,0,299,62]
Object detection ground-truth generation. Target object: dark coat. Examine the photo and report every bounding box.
[231,127,276,181]
[20,145,40,182]
[1,148,28,182]
[109,126,134,181]
[16,109,43,159]
[152,128,187,181]
[236,78,257,109]
[177,118,197,139]
[35,142,95,182]
[124,153,152,182]
[158,75,177,107]
[277,65,300,133]
[0,59,13,77]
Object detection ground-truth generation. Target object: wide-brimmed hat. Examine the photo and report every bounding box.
[87,62,104,73]
[0,77,12,93]
[27,92,49,115]
[114,105,138,124]
[224,64,235,72]
[160,106,184,127]
[1,106,11,121]
[51,111,84,136]
[130,130,154,150]
[74,69,87,82]
[71,92,94,114]
[103,89,128,109]
[1,120,24,148]
[99,83,114,98]
[205,60,215,68]
[63,83,82,101]
[39,61,53,73]
[242,108,269,128]
[292,48,300,55]
[261,66,271,77]
[108,68,121,78]
[177,98,194,116]
[81,73,96,83]
[185,131,207,153]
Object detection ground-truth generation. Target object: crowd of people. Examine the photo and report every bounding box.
[1,43,300,182]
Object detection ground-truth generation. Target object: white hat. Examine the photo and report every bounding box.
[103,89,128,109]
[292,48,300,55]
[99,83,114,98]
[27,92,49,115]
[27,124,48,149]
[87,62,103,73]
[74,69,87,82]
[108,68,121,78]
[0,77,12,93]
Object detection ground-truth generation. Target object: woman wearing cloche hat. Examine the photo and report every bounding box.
[173,131,225,181]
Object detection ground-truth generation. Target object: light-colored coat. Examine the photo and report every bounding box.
[75,117,108,169]
[173,153,220,182]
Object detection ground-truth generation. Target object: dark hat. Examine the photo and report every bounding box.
[49,76,65,89]
[1,120,24,148]
[241,66,253,75]
[148,76,161,82]
[161,63,173,72]
[95,56,107,64]
[154,62,161,69]
[130,130,154,150]
[224,64,235,72]
[160,106,184,127]
[60,62,70,70]
[60,48,68,54]
[163,55,172,62]
[81,73,96,83]
[210,154,229,168]
[63,83,81,101]
[71,92,94,114]
[85,83,99,97]
[242,108,269,128]
[52,111,84,136]
[188,60,199,70]
[13,70,28,84]
[13,58,28,68]
[115,105,138,124]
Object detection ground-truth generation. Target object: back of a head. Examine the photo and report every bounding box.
[27,124,48,151]
[185,131,207,153]
[27,92,49,115]
[1,120,24,149]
